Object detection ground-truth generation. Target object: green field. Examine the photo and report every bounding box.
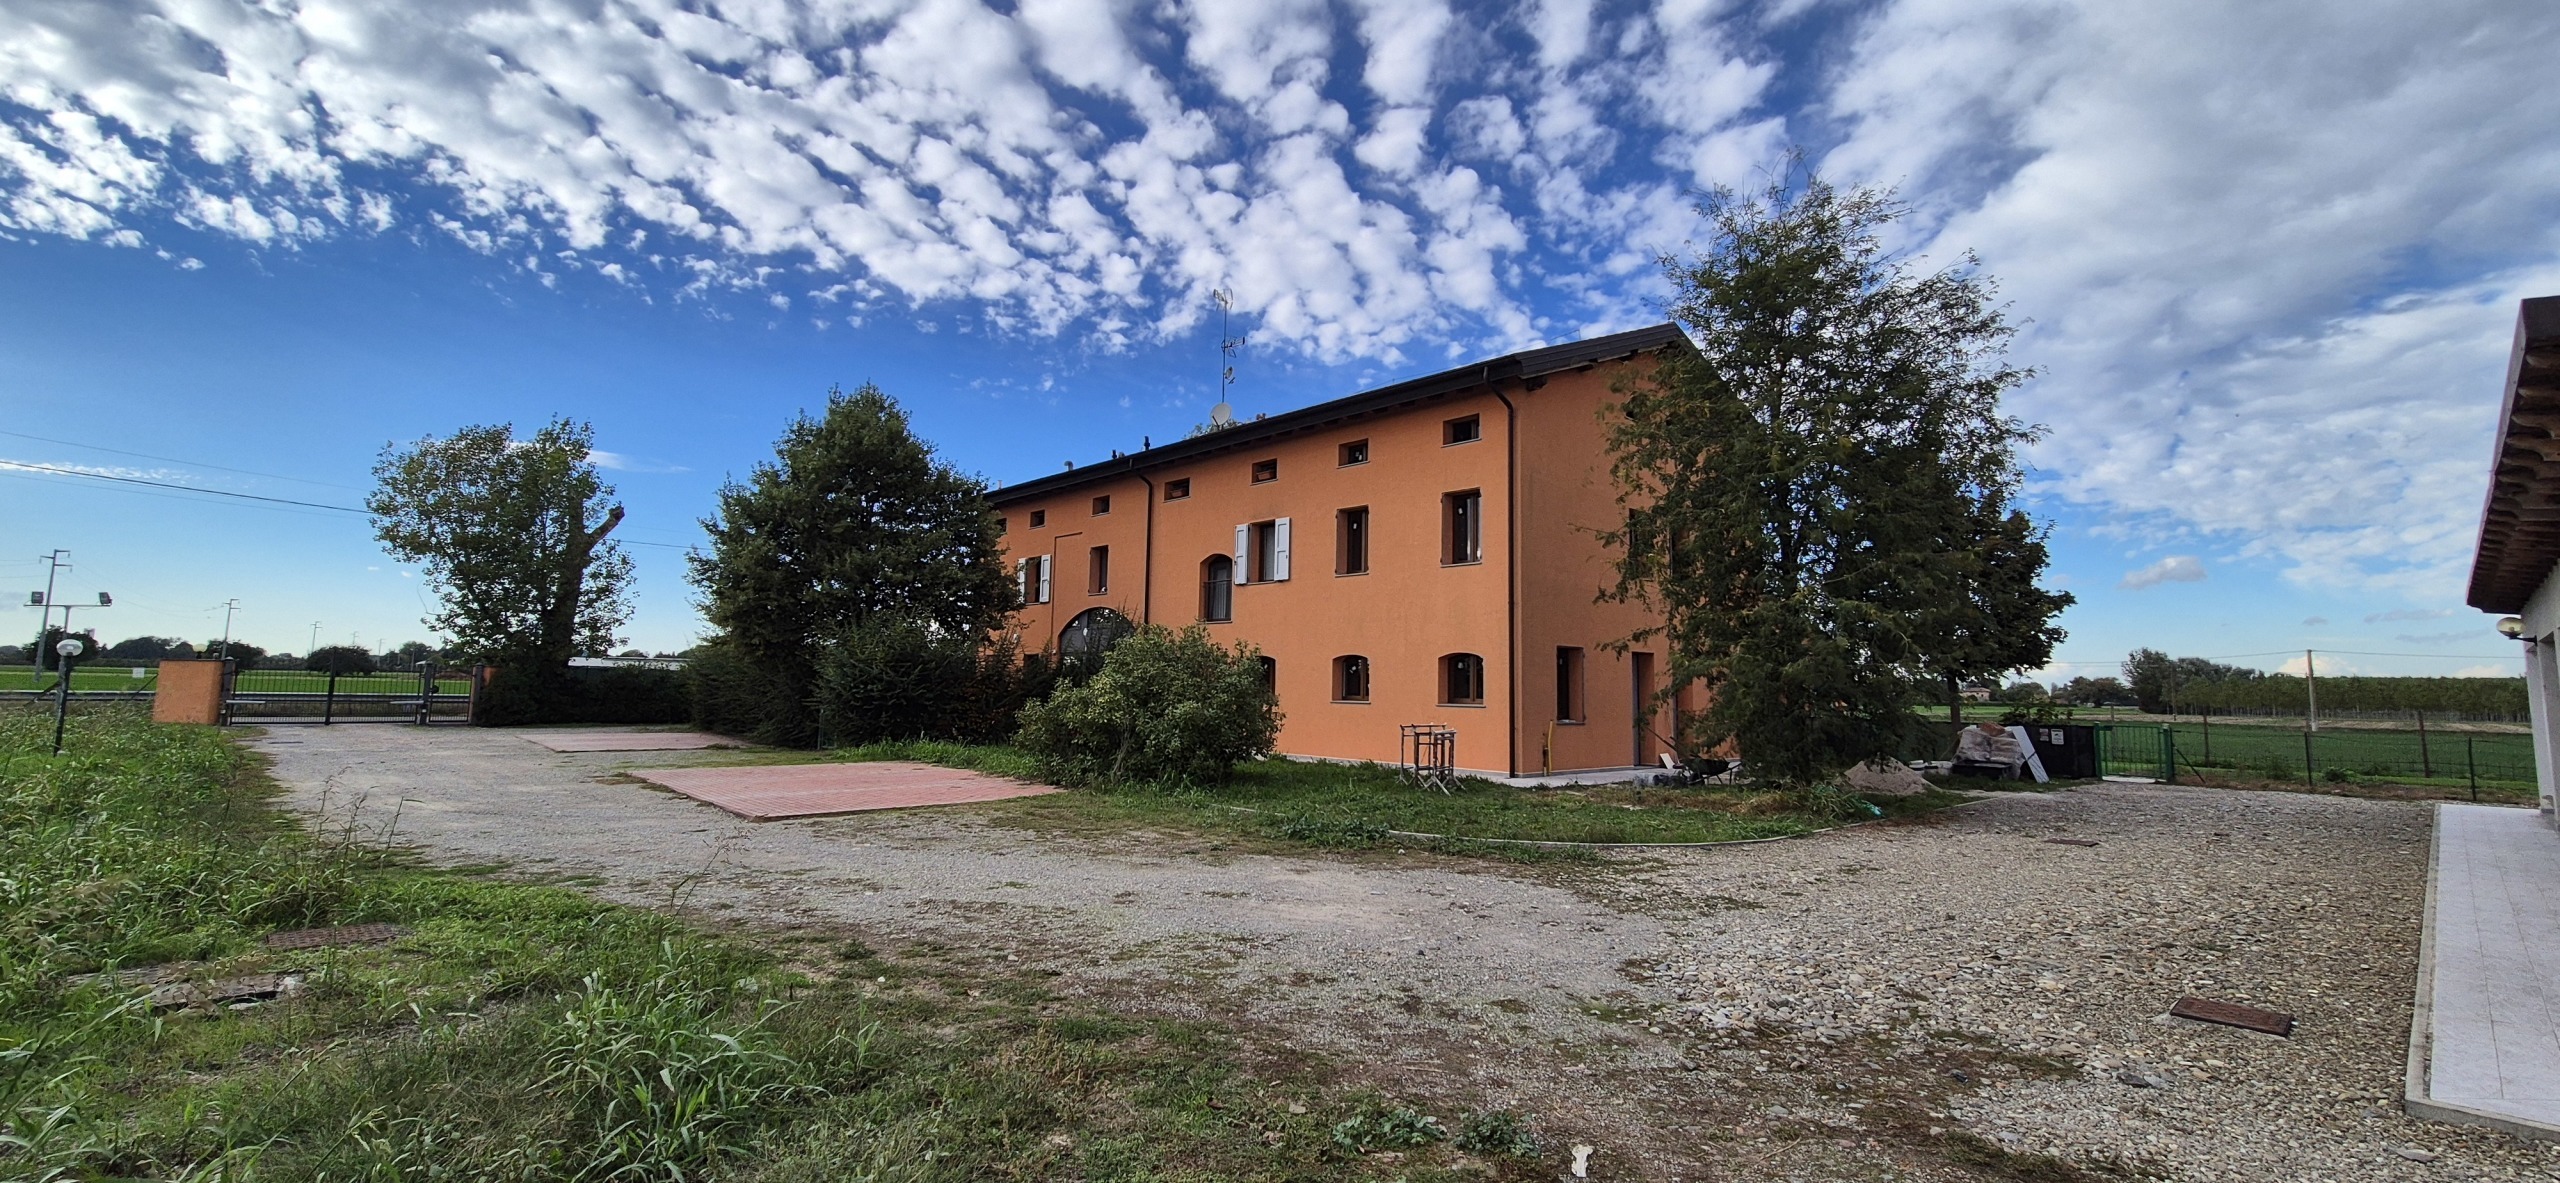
[1,664,471,693]
[2164,720,2534,789]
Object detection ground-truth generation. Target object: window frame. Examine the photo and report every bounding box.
[1092,494,1111,516]
[1087,545,1109,595]
[1336,506,1369,575]
[1443,415,1481,446]
[1163,478,1191,501]
[1251,457,1279,483]
[1334,655,1370,703]
[1338,439,1369,466]
[1556,646,1585,723]
[1444,489,1483,566]
[1441,653,1485,706]
[1199,554,1233,621]
[1029,509,1047,529]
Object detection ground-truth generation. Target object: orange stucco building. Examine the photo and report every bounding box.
[988,324,1694,778]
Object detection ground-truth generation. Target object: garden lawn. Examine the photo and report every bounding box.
[820,740,1974,849]
[0,705,1537,1182]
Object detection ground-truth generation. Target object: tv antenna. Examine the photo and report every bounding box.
[1213,287,1244,411]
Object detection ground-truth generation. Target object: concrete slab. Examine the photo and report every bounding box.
[522,730,740,753]
[2410,802,2560,1139]
[627,761,1056,821]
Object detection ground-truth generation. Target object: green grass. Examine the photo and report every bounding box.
[821,739,1970,848]
[0,705,1542,1182]
[2162,720,2535,788]
[0,665,472,693]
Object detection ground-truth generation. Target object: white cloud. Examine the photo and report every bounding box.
[2366,607,2458,624]
[2120,554,2205,590]
[1823,0,2560,597]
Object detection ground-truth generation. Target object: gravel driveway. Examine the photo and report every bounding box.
[252,725,2560,1181]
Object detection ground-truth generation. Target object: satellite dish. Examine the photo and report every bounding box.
[1210,402,1234,426]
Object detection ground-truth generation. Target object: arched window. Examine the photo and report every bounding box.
[1441,653,1485,705]
[1200,554,1233,621]
[1058,608,1133,680]
[1334,655,1370,702]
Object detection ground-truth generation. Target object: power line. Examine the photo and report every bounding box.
[2,459,695,549]
[0,429,362,489]
[2,460,368,511]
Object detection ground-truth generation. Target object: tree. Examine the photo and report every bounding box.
[690,384,1013,744]
[2122,649,2263,714]
[368,418,633,681]
[305,645,378,676]
[2052,675,2129,706]
[389,640,442,668]
[102,635,181,661]
[1602,168,2066,787]
[1920,502,2073,723]
[20,627,100,667]
[200,639,268,670]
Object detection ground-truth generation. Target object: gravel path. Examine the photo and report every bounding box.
[252,725,2560,1181]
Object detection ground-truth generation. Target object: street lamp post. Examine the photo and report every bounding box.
[52,635,85,755]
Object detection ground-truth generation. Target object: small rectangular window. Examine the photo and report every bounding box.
[1556,646,1585,722]
[1337,507,1369,575]
[1092,495,1111,516]
[1030,509,1047,528]
[1339,439,1369,466]
[1251,457,1279,483]
[1444,415,1481,445]
[997,516,1008,532]
[1336,655,1370,702]
[1088,545,1109,595]
[1249,521,1277,583]
[1445,490,1482,565]
[1164,478,1190,501]
[1443,653,1485,705]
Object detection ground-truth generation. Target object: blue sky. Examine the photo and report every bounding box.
[2,0,2554,681]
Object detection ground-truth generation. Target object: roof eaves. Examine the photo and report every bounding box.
[987,323,1691,506]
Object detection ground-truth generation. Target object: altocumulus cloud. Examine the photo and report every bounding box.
[2,0,2556,602]
[2121,555,2206,591]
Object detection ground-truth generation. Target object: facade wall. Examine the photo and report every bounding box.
[1512,361,1681,774]
[998,391,1518,773]
[993,354,1674,777]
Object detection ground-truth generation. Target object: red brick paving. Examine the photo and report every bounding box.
[627,761,1056,821]
[524,730,740,752]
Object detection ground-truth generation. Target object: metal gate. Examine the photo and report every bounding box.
[2092,724,2174,782]
[223,662,472,724]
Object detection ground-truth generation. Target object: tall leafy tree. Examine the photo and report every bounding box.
[1604,169,2069,786]
[367,418,633,674]
[690,384,1012,742]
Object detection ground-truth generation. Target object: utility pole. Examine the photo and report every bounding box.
[218,599,239,660]
[310,621,321,655]
[33,549,68,682]
[2305,649,2319,733]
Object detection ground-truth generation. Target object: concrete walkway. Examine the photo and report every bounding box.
[2412,803,2560,1138]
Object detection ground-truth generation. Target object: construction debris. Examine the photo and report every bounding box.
[2169,996,2295,1036]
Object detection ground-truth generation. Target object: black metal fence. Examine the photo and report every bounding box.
[1904,717,2537,792]
[224,664,472,724]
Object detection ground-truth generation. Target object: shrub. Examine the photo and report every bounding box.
[1015,624,1279,787]
[813,620,1047,746]
[1454,1109,1541,1157]
[687,641,820,747]
[1330,1104,1444,1153]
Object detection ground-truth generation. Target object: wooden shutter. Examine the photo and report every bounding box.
[1037,555,1052,603]
[1272,517,1291,581]
[1234,524,1250,583]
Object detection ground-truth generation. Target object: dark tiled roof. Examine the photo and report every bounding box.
[987,323,1692,505]
[2467,296,2560,614]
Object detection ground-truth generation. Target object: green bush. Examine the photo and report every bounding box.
[1015,624,1280,787]
[686,641,820,747]
[474,663,690,727]
[813,619,1049,746]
